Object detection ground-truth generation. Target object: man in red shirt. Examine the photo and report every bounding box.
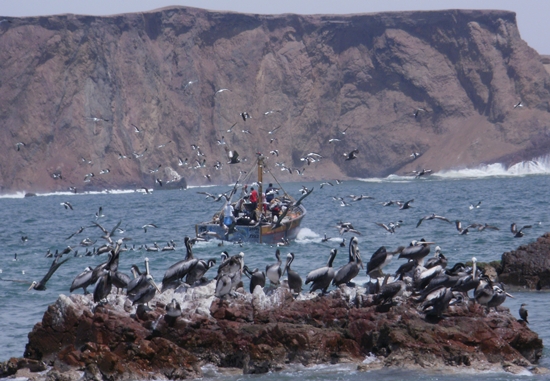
[249,187,258,211]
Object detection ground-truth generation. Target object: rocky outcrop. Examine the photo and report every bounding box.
[1,8,550,193]
[1,282,543,380]
[498,232,550,289]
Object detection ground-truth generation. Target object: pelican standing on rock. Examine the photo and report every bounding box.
[161,237,198,291]
[282,253,302,294]
[243,266,266,293]
[333,237,362,286]
[70,266,94,294]
[266,249,283,286]
[305,248,337,294]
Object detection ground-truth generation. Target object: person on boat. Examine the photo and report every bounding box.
[223,201,235,227]
[265,183,277,203]
[249,187,258,211]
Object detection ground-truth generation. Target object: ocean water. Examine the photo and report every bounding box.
[1,160,550,380]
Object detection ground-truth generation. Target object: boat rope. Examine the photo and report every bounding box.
[262,161,291,199]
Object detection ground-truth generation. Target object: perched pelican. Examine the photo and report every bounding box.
[93,269,112,303]
[425,246,447,269]
[215,274,233,298]
[70,266,94,294]
[186,259,216,286]
[243,266,266,293]
[474,275,494,306]
[111,271,131,294]
[333,237,362,286]
[282,253,302,294]
[373,280,407,305]
[305,248,337,294]
[28,255,70,291]
[128,258,161,306]
[162,237,198,291]
[486,284,514,310]
[421,286,453,318]
[366,246,402,278]
[265,249,283,285]
[217,251,245,278]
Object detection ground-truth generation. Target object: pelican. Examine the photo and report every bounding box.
[70,266,94,294]
[28,255,70,291]
[186,259,216,286]
[243,266,266,293]
[164,298,182,326]
[282,253,302,294]
[265,249,283,285]
[305,248,337,294]
[486,284,514,310]
[373,280,407,305]
[421,286,453,318]
[217,251,245,278]
[112,271,131,294]
[215,274,233,298]
[416,213,452,228]
[333,237,362,286]
[128,258,161,306]
[474,275,494,306]
[366,246,402,277]
[511,223,531,237]
[93,269,112,303]
[161,237,198,291]
[425,246,447,269]
[398,239,434,263]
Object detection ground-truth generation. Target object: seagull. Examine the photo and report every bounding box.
[240,112,251,121]
[514,100,523,109]
[469,201,482,210]
[414,107,428,118]
[410,152,421,159]
[217,136,226,145]
[142,223,159,233]
[15,142,25,151]
[226,122,238,133]
[66,226,85,240]
[216,88,230,93]
[344,149,359,161]
[349,194,374,201]
[320,182,334,188]
[60,201,73,210]
[95,206,105,219]
[510,223,531,238]
[99,168,110,175]
[226,148,240,164]
[328,138,341,144]
[413,169,432,178]
[88,117,109,122]
[52,173,63,180]
[157,141,172,149]
[270,150,279,156]
[263,125,281,135]
[178,157,188,167]
[397,199,414,210]
[131,124,142,133]
[184,80,197,90]
[416,213,452,228]
[156,178,163,187]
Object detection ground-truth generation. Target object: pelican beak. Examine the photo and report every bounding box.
[505,292,514,298]
[423,242,436,245]
[149,278,162,293]
[27,282,35,291]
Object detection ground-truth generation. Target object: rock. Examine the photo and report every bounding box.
[1,8,550,192]
[498,232,550,289]
[0,286,540,380]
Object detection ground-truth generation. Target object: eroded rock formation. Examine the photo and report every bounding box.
[499,232,550,289]
[1,8,550,192]
[0,281,543,380]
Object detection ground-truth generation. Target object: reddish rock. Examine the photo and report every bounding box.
[0,290,540,380]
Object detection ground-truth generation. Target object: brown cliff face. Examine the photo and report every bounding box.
[1,8,550,192]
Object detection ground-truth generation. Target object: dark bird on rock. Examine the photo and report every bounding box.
[266,249,283,286]
[333,237,362,286]
[305,248,337,294]
[366,246,401,278]
[243,265,266,293]
[93,269,112,303]
[282,253,302,294]
[519,303,529,323]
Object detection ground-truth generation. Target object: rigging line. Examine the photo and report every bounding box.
[262,161,291,199]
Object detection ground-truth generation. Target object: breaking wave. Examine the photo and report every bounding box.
[434,155,550,179]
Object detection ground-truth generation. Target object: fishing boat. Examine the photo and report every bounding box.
[195,153,311,244]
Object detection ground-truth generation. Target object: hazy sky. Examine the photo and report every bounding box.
[3,0,550,54]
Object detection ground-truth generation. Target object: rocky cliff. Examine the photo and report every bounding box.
[1,7,550,192]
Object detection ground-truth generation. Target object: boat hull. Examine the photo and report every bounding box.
[195,205,306,244]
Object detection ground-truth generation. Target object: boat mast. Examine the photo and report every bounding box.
[257,154,264,243]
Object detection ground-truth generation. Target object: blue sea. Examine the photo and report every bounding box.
[1,159,550,380]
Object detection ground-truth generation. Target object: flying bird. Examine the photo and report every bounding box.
[142,223,159,233]
[514,100,523,109]
[416,213,452,228]
[510,223,531,238]
[15,142,25,151]
[226,148,240,164]
[60,202,73,210]
[344,149,359,161]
